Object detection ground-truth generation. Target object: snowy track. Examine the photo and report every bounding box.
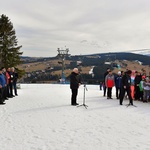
[0,84,150,150]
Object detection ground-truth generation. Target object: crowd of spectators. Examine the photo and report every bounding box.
[0,67,18,105]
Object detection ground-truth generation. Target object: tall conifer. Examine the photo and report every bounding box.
[0,14,23,68]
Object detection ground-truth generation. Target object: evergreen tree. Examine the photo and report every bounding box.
[0,14,23,68]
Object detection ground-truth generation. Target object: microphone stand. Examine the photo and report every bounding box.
[77,84,88,109]
[76,64,88,109]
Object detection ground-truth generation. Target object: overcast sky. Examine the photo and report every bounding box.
[1,0,150,57]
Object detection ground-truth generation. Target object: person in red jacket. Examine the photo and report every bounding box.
[105,70,115,99]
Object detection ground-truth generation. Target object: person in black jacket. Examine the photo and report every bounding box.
[7,68,14,97]
[134,71,142,100]
[70,68,81,106]
[120,70,133,105]
[11,67,18,96]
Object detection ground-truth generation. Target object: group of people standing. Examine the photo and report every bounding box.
[69,67,150,106]
[104,68,150,105]
[0,67,18,105]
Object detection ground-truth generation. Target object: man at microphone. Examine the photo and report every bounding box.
[70,68,81,106]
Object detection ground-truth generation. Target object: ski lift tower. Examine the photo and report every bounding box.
[57,47,70,83]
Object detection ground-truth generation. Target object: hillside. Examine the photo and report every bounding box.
[18,52,150,83]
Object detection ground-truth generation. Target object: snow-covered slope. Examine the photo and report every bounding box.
[0,84,150,150]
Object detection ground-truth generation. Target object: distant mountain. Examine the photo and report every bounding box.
[129,49,150,56]
[69,52,150,66]
[21,52,150,66]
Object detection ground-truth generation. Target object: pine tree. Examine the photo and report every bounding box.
[0,14,23,68]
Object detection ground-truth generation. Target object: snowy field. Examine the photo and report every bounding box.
[0,84,150,150]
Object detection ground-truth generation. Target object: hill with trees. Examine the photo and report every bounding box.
[19,52,150,84]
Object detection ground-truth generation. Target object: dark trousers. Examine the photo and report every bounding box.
[100,85,102,90]
[6,84,10,97]
[3,86,7,99]
[134,85,140,100]
[103,85,107,96]
[143,90,150,102]
[13,82,17,95]
[71,89,78,105]
[120,87,133,105]
[0,88,4,103]
[139,91,143,101]
[107,87,112,98]
[9,82,13,96]
[116,87,121,99]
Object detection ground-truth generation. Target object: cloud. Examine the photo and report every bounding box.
[1,0,150,57]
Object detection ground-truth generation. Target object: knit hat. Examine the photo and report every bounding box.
[118,71,121,74]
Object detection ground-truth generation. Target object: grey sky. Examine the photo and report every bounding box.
[1,0,150,57]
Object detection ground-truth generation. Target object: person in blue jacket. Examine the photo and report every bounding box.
[0,68,7,104]
[115,71,122,99]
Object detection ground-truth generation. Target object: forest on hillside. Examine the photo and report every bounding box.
[20,52,150,84]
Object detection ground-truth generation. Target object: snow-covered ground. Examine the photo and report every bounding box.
[0,84,150,150]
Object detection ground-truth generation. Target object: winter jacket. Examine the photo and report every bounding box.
[139,80,144,91]
[70,72,81,89]
[143,81,150,91]
[7,71,13,84]
[3,72,10,85]
[0,74,6,87]
[105,74,115,88]
[121,74,131,88]
[134,75,142,86]
[115,75,122,88]
[12,72,18,83]
[6,72,10,84]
